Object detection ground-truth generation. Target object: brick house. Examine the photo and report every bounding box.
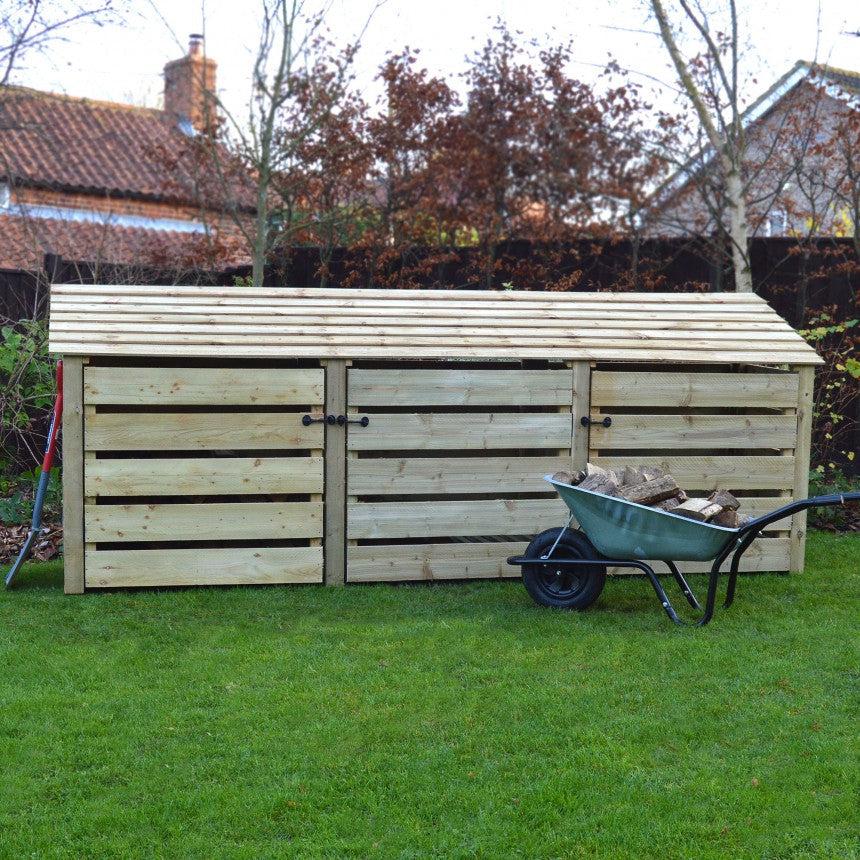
[647,62,860,240]
[0,35,253,272]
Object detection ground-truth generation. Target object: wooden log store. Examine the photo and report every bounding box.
[48,284,822,592]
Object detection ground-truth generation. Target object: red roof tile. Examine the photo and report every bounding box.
[0,87,254,210]
[0,213,250,271]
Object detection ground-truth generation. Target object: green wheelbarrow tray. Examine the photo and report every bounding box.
[507,477,859,627]
[547,476,736,562]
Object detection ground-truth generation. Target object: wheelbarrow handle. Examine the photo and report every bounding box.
[738,491,860,537]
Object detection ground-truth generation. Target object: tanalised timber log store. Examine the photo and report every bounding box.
[48,284,822,592]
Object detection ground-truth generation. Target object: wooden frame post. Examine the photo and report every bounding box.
[322,359,348,585]
[62,356,85,593]
[790,365,815,572]
[570,360,591,472]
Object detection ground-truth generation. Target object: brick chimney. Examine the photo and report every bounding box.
[163,34,217,133]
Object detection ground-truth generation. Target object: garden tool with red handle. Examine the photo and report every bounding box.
[5,360,63,588]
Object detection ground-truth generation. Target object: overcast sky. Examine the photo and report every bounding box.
[10,0,859,119]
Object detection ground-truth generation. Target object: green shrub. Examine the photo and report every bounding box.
[0,319,54,474]
[807,466,860,530]
[0,465,62,525]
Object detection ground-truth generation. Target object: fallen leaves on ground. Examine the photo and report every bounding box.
[0,523,63,562]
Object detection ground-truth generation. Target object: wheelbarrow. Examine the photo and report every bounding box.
[508,475,859,626]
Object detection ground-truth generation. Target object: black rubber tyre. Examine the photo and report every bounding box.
[522,528,606,610]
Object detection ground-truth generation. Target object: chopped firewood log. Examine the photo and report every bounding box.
[656,496,682,512]
[620,465,646,487]
[677,488,688,503]
[671,498,723,521]
[585,463,608,479]
[711,508,739,528]
[579,473,621,496]
[708,490,740,511]
[551,469,584,485]
[641,465,665,482]
[620,474,681,506]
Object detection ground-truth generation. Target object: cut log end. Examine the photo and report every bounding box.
[619,474,681,506]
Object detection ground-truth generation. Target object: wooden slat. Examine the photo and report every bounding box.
[51,295,771,313]
[62,357,85,594]
[84,366,323,405]
[348,456,565,495]
[791,366,815,571]
[85,546,323,587]
[589,414,797,450]
[53,307,794,327]
[348,498,566,540]
[52,329,804,351]
[51,282,773,303]
[347,413,572,451]
[348,541,527,582]
[590,456,795,490]
[349,369,572,406]
[52,341,821,364]
[85,412,322,451]
[54,321,804,344]
[347,536,790,582]
[85,502,323,542]
[591,371,800,409]
[85,456,323,496]
[606,538,791,574]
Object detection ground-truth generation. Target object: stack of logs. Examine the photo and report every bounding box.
[552,464,751,528]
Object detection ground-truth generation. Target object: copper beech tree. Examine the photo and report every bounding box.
[259,26,674,291]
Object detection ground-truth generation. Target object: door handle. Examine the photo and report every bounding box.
[581,415,612,428]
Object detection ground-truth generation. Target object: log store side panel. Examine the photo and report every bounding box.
[81,364,325,588]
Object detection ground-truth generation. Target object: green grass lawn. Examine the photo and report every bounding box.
[1,532,857,859]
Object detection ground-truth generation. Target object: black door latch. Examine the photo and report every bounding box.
[302,414,336,426]
[580,415,612,428]
[336,415,370,427]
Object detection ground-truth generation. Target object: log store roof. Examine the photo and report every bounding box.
[49,284,822,365]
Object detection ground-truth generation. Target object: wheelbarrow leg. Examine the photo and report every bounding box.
[629,561,685,625]
[663,561,701,610]
[644,549,733,627]
[724,530,757,608]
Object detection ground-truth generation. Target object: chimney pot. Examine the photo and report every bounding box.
[189,33,204,56]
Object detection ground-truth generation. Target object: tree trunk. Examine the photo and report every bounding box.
[251,180,269,290]
[724,159,753,292]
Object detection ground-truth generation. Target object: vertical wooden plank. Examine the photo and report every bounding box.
[790,365,815,572]
[61,357,85,594]
[570,361,591,471]
[322,359,347,585]
[309,442,324,549]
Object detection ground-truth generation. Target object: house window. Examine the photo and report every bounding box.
[769,209,789,235]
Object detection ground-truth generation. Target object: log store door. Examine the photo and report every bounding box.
[585,365,801,573]
[82,362,327,588]
[343,361,591,583]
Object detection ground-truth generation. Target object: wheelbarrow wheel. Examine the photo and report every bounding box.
[521,528,606,610]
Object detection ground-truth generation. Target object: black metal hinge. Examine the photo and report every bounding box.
[581,415,612,428]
